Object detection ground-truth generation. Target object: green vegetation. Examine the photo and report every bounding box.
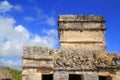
[6,67,22,80]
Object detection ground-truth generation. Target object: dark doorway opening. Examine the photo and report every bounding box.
[99,76,112,80]
[69,74,82,80]
[42,74,53,80]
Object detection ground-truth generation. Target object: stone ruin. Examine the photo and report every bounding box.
[22,15,120,80]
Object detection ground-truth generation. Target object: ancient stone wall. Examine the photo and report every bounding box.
[59,30,105,42]
[58,15,106,53]
[22,46,54,80]
[60,42,106,54]
[22,46,120,80]
[22,15,120,80]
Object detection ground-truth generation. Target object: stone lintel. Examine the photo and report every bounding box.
[58,27,106,30]
[59,15,105,22]
[54,68,97,71]
[22,64,53,68]
[97,66,120,69]
[23,46,50,54]
[59,41,103,43]
[22,56,53,60]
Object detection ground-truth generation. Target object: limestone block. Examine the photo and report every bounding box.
[54,71,69,80]
[60,43,106,53]
[83,74,99,80]
[59,22,105,30]
[37,68,53,74]
[23,46,50,58]
[23,60,54,68]
[59,30,105,42]
[59,15,104,22]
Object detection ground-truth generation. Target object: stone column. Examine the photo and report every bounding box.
[54,71,69,80]
[83,74,99,80]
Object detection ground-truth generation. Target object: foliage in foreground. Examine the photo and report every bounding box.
[6,67,22,80]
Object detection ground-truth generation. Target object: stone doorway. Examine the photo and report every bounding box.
[69,74,82,80]
[42,74,53,80]
[99,76,112,80]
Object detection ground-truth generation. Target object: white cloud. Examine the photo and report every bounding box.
[0,59,21,70]
[0,16,57,57]
[0,15,57,69]
[24,16,34,22]
[31,35,41,42]
[2,41,11,50]
[0,1,57,70]
[13,5,23,12]
[0,1,23,13]
[42,29,57,38]
[0,1,12,13]
[15,25,27,32]
[46,17,56,26]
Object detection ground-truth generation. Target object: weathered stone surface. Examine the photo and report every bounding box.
[22,15,120,80]
[83,74,99,80]
[54,71,69,80]
[37,68,53,74]
[113,71,120,80]
[94,53,120,68]
[23,46,54,59]
[59,15,104,22]
[60,43,106,54]
[58,15,106,52]
[22,46,54,68]
[23,46,50,58]
[54,47,96,69]
[59,30,105,42]
[22,60,53,68]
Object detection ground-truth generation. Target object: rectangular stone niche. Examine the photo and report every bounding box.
[42,74,53,80]
[69,74,83,80]
[99,76,112,80]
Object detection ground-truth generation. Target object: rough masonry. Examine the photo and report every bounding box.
[22,15,120,80]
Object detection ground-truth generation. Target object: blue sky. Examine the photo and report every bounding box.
[0,0,120,70]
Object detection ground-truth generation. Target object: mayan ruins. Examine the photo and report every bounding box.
[22,15,120,80]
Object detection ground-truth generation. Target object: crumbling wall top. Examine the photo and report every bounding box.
[59,15,105,22]
[22,46,53,59]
